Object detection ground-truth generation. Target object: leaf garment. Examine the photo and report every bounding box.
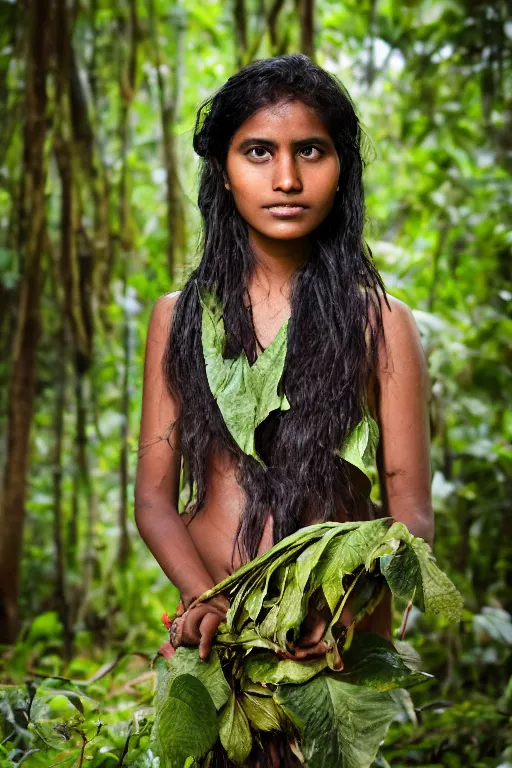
[199,286,380,481]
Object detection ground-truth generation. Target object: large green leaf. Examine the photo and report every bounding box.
[313,518,391,612]
[337,634,432,690]
[154,647,230,711]
[339,414,380,483]
[240,691,284,732]
[244,651,328,685]
[153,673,218,768]
[275,676,400,768]
[219,690,253,765]
[377,523,463,622]
[274,526,346,647]
[200,287,290,464]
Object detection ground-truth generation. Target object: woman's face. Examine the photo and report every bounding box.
[224,99,340,244]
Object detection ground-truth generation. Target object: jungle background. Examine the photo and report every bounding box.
[0,0,511,765]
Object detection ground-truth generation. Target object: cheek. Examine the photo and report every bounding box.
[231,165,266,197]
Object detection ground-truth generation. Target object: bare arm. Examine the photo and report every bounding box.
[135,292,217,608]
[376,295,434,546]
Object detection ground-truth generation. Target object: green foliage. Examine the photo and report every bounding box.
[0,0,510,765]
[154,648,230,712]
[200,520,462,656]
[147,520,461,767]
[0,672,158,768]
[153,674,218,768]
[219,690,253,764]
[276,676,400,768]
[200,286,291,464]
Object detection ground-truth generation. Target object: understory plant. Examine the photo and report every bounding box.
[152,518,463,768]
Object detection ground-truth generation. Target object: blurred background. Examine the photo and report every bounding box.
[0,0,511,765]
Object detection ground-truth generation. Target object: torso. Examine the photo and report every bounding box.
[180,448,273,582]
[181,447,375,583]
[177,290,391,635]
[180,297,379,581]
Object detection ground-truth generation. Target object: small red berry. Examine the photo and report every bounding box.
[162,612,172,629]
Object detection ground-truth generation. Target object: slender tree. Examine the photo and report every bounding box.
[299,0,315,59]
[0,0,52,643]
[147,0,187,279]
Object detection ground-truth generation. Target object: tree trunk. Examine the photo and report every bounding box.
[54,0,93,374]
[52,322,73,660]
[233,0,248,68]
[71,372,96,627]
[299,0,315,59]
[0,0,52,644]
[147,0,186,280]
[113,0,139,566]
[267,0,286,55]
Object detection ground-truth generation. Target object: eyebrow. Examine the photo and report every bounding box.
[237,136,333,151]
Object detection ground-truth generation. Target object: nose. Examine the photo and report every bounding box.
[272,152,303,193]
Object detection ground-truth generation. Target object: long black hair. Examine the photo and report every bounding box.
[164,53,388,567]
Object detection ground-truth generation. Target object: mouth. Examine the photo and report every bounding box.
[265,205,308,218]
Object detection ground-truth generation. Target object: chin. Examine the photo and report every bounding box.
[255,223,318,240]
[270,230,313,241]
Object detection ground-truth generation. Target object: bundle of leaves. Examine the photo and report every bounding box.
[151,518,463,768]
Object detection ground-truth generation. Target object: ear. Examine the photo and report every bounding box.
[212,157,231,190]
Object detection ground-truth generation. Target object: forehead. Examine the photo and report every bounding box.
[232,100,330,142]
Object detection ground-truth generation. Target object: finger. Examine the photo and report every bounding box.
[179,612,202,646]
[171,615,187,647]
[207,596,230,614]
[298,617,329,648]
[291,640,331,659]
[198,612,223,661]
[180,606,225,647]
[298,624,327,647]
[277,649,299,660]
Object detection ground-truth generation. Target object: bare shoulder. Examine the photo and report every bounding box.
[378,292,417,334]
[147,290,182,339]
[152,289,181,318]
[376,292,427,378]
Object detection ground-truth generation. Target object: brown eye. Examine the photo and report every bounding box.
[300,146,323,158]
[247,147,271,159]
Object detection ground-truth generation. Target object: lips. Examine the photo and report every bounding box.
[265,204,307,218]
[264,204,308,209]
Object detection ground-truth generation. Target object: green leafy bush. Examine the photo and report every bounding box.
[152,519,463,767]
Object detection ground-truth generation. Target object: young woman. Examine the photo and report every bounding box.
[135,53,434,765]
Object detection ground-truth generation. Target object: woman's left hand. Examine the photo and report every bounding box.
[281,601,333,660]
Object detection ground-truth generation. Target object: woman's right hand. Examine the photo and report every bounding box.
[171,595,230,661]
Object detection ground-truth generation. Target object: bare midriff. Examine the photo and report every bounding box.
[179,444,392,637]
[180,447,275,583]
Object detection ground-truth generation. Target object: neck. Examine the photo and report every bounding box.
[247,230,311,301]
